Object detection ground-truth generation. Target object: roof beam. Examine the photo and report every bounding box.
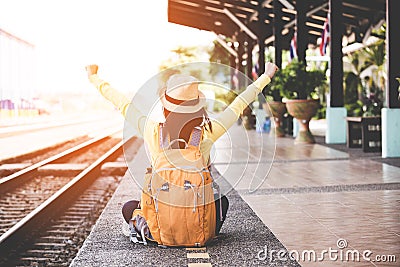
[284,2,329,29]
[201,0,257,18]
[168,1,239,35]
[278,0,294,10]
[214,34,238,57]
[223,8,258,40]
[345,0,385,11]
[167,0,385,52]
[229,0,259,10]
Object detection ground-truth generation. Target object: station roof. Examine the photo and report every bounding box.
[168,0,386,49]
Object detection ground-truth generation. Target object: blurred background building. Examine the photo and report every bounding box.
[0,28,37,119]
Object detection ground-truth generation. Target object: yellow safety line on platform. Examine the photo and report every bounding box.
[186,247,207,251]
[186,247,212,266]
[187,263,212,267]
[187,252,210,259]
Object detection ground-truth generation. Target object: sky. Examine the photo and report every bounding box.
[0,0,216,95]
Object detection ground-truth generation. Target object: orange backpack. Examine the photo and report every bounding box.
[130,124,217,247]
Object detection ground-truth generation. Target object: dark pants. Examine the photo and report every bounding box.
[122,196,229,235]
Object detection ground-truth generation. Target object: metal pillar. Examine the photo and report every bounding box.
[325,0,347,144]
[256,1,268,112]
[329,0,344,107]
[257,0,267,75]
[273,0,284,69]
[385,0,400,109]
[295,0,307,64]
[382,0,400,157]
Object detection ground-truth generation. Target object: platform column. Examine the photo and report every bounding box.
[295,0,307,64]
[382,0,400,158]
[326,0,346,144]
[273,0,283,69]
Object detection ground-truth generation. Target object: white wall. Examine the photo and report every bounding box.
[0,29,35,103]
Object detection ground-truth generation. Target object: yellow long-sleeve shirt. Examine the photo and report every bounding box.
[89,74,271,164]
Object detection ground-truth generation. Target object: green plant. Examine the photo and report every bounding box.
[345,101,364,117]
[344,71,362,116]
[265,70,284,101]
[315,102,327,119]
[278,59,326,100]
[360,76,384,117]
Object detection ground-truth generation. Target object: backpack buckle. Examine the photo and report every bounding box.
[161,182,169,192]
[184,180,193,190]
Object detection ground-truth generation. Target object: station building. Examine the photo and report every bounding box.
[0,28,36,119]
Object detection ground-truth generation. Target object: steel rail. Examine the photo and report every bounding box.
[0,129,120,194]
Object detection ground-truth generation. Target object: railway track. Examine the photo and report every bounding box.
[0,130,120,192]
[15,175,120,267]
[0,131,142,266]
[0,135,92,174]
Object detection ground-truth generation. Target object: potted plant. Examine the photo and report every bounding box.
[279,59,326,143]
[265,71,286,137]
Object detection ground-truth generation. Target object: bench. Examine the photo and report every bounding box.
[346,116,381,152]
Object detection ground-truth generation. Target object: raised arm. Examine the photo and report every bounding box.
[86,65,131,116]
[208,62,278,142]
[85,65,147,137]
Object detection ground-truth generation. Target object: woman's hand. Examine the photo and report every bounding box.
[85,64,98,79]
[264,62,279,79]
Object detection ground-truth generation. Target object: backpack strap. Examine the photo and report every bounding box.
[160,124,203,149]
[129,213,154,245]
[188,126,203,147]
[159,123,170,149]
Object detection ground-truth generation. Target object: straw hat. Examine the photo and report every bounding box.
[160,74,206,113]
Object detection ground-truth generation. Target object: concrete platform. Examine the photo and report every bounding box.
[71,124,400,267]
[0,111,123,162]
[215,125,400,266]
